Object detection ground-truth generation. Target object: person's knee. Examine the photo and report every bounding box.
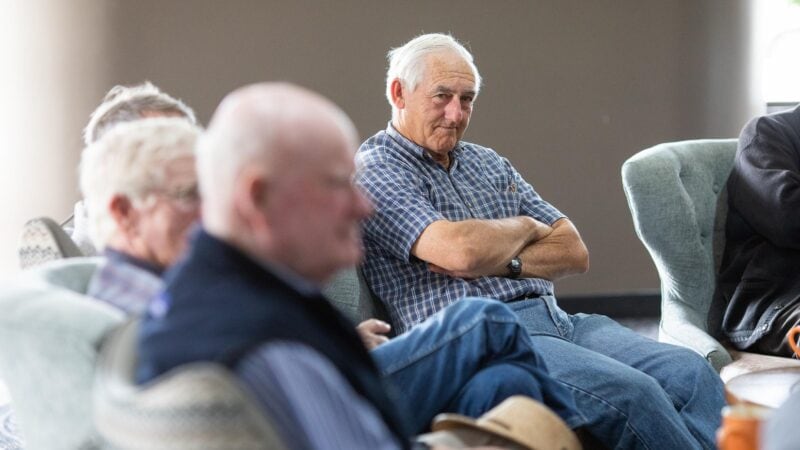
[661,346,723,402]
[658,345,719,385]
[481,364,543,400]
[597,369,669,413]
[447,364,543,417]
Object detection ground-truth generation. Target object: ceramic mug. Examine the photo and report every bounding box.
[788,326,800,358]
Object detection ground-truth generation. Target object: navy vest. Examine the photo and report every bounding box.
[137,230,410,445]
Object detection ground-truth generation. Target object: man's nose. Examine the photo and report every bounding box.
[444,97,463,123]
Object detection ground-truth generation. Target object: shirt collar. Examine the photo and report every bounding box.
[104,247,164,277]
[384,122,462,165]
[257,257,321,298]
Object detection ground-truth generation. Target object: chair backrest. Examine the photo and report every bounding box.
[94,320,287,450]
[0,257,124,449]
[621,139,738,371]
[18,217,84,269]
[323,268,392,329]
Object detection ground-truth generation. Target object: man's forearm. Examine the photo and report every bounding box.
[413,216,551,277]
[516,218,589,280]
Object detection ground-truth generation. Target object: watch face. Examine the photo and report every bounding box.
[508,258,521,277]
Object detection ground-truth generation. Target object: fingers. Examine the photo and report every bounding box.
[356,318,392,350]
[363,334,389,350]
[357,318,391,334]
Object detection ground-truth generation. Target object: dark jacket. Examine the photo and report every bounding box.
[136,229,411,446]
[716,105,800,349]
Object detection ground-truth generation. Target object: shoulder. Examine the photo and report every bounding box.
[357,133,423,184]
[89,258,161,297]
[359,129,392,153]
[741,107,800,151]
[357,130,409,167]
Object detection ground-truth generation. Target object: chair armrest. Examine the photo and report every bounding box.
[659,321,732,371]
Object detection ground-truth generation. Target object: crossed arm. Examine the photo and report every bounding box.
[411,216,589,281]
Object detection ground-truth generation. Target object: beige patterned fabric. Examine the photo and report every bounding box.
[94,320,288,450]
[18,217,85,269]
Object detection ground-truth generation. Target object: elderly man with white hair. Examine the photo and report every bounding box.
[65,82,198,256]
[79,117,202,313]
[356,33,726,450]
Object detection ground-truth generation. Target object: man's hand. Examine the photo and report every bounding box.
[422,217,587,281]
[356,319,391,350]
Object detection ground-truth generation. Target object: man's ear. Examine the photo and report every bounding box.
[389,78,406,109]
[233,169,269,229]
[108,194,137,233]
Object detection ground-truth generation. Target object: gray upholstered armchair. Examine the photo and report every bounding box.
[0,257,124,449]
[622,139,800,378]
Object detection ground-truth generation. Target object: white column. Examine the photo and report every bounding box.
[0,0,112,275]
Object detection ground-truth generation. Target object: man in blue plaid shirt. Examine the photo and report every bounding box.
[357,33,726,450]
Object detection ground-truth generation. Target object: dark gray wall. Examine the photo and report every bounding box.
[4,0,755,293]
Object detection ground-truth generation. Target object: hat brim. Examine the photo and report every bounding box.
[432,400,581,450]
[433,414,532,449]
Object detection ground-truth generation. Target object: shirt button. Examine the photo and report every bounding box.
[774,304,783,310]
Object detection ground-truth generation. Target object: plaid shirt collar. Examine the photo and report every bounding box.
[385,122,463,168]
[104,247,163,277]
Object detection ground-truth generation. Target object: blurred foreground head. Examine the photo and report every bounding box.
[197,82,373,285]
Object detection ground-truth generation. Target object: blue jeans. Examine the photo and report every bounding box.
[510,296,726,450]
[370,297,584,434]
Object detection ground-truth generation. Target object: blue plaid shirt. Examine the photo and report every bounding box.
[356,124,564,333]
[86,248,163,315]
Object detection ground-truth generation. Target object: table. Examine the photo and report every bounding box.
[725,367,800,409]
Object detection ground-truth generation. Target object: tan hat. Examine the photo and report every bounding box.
[420,396,582,450]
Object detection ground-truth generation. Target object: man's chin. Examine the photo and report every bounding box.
[430,137,458,153]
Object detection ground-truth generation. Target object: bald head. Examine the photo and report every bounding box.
[197,82,372,284]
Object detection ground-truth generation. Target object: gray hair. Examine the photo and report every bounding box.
[83,81,197,146]
[79,117,201,249]
[385,33,482,113]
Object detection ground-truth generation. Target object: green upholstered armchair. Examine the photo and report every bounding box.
[323,268,392,328]
[0,257,124,449]
[622,139,800,378]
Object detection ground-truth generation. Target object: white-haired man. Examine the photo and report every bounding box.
[67,82,197,256]
[79,117,202,313]
[135,83,588,449]
[356,33,726,450]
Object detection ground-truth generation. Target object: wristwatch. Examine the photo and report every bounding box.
[507,257,522,279]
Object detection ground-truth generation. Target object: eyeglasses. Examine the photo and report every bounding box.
[163,185,200,204]
[143,184,200,211]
